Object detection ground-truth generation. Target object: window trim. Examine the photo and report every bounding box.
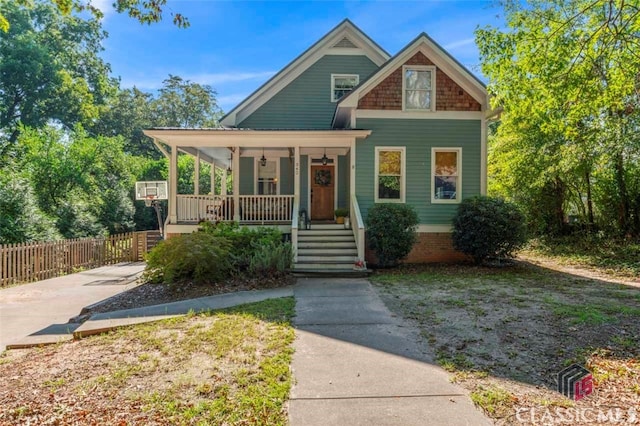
[331,73,360,102]
[374,146,406,203]
[402,65,436,112]
[254,157,280,195]
[431,147,462,204]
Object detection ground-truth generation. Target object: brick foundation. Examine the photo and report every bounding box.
[358,52,481,111]
[366,232,469,265]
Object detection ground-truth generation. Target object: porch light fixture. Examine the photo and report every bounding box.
[260,148,267,167]
[227,152,232,173]
[321,148,328,166]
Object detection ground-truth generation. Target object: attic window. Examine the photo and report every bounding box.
[331,74,359,102]
[403,65,436,111]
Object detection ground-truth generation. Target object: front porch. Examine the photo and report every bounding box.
[143,128,371,265]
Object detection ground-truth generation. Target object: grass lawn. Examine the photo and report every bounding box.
[371,263,640,425]
[0,297,295,425]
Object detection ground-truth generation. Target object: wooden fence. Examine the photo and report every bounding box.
[0,231,161,287]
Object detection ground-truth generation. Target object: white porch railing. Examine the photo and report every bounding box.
[350,194,366,261]
[176,194,294,223]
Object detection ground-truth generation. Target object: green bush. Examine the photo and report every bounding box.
[249,241,294,276]
[199,221,282,270]
[365,204,419,268]
[334,208,349,217]
[144,232,232,284]
[452,196,528,264]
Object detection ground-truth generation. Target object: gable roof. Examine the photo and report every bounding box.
[219,19,390,127]
[333,32,488,127]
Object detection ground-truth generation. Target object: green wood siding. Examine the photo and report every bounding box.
[238,55,378,129]
[355,119,482,224]
[280,157,293,195]
[239,157,254,195]
[337,155,349,209]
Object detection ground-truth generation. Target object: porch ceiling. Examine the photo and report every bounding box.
[144,128,371,166]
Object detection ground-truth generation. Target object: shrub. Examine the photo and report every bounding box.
[249,241,294,277]
[144,232,232,284]
[199,221,282,270]
[365,204,419,268]
[452,196,528,264]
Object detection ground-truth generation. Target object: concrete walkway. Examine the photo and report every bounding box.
[289,278,491,426]
[0,263,145,352]
[2,272,490,424]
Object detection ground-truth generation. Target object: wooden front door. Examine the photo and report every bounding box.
[311,165,335,220]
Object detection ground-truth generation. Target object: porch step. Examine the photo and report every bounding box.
[298,235,354,243]
[298,241,357,249]
[293,261,354,270]
[297,248,358,256]
[298,229,353,236]
[306,223,348,230]
[297,255,356,263]
[290,268,371,278]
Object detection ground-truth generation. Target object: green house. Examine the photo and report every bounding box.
[144,19,490,269]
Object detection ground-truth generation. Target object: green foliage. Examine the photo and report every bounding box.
[452,196,527,264]
[334,208,349,217]
[199,221,283,271]
[0,0,116,157]
[0,173,60,243]
[144,232,232,284]
[365,204,419,268]
[248,241,293,277]
[478,0,640,238]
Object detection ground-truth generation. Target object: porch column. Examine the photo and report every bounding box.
[169,145,178,223]
[232,147,240,222]
[210,164,216,196]
[294,145,300,202]
[194,150,200,195]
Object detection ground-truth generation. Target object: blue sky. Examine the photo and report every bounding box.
[95,1,503,113]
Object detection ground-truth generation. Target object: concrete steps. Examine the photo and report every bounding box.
[294,224,368,277]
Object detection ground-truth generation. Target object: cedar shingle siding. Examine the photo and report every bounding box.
[358,52,481,111]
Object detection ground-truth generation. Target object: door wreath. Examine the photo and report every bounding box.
[315,169,332,186]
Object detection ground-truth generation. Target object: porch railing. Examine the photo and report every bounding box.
[350,194,366,261]
[176,194,294,223]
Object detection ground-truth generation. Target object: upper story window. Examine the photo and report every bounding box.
[375,147,405,203]
[431,148,461,203]
[331,74,359,102]
[403,65,436,111]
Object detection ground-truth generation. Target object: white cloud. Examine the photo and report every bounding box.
[119,71,276,91]
[443,38,476,50]
[89,0,114,17]
[188,71,276,86]
[217,93,249,108]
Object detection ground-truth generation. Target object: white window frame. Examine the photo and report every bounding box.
[254,158,280,195]
[374,146,406,203]
[431,147,462,204]
[331,74,359,102]
[402,65,436,112]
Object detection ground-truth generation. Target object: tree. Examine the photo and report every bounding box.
[1,0,189,33]
[0,0,117,158]
[0,173,60,244]
[477,0,640,237]
[152,75,222,128]
[19,125,136,238]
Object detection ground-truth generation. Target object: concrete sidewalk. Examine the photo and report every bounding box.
[2,273,490,424]
[0,262,145,352]
[289,278,491,426]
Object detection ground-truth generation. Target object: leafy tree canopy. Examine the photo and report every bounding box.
[0,0,188,33]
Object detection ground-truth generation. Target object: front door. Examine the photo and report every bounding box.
[311,165,334,220]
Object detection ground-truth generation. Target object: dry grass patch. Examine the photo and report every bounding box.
[0,297,295,425]
[372,263,640,424]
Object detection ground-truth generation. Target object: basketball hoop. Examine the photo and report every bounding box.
[144,194,157,207]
